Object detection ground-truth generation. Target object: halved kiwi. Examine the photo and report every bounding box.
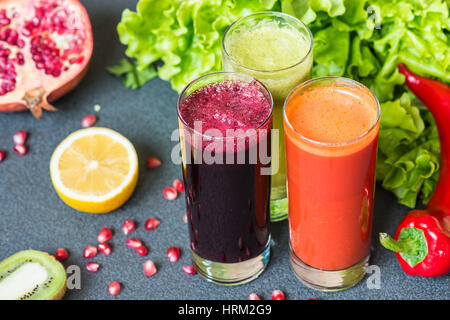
[0,250,67,300]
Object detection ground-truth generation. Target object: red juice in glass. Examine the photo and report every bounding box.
[177,72,273,285]
[284,77,380,291]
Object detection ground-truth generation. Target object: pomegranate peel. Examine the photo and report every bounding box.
[0,0,93,119]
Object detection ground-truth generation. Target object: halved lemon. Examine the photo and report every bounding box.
[50,127,138,214]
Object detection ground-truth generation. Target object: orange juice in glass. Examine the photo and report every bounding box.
[284,77,380,291]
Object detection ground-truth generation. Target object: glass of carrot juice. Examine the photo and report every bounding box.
[284,77,380,291]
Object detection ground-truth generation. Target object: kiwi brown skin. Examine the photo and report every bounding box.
[0,250,67,300]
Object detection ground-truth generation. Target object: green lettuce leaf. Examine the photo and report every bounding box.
[107,58,157,89]
[376,93,440,207]
[312,26,350,76]
[347,36,380,80]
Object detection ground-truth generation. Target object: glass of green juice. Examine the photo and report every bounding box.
[222,12,313,221]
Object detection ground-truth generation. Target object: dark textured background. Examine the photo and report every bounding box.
[0,0,448,300]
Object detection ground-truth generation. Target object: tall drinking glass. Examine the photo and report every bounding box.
[222,12,313,222]
[284,77,380,291]
[177,72,273,285]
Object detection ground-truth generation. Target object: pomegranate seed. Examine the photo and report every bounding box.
[144,217,160,231]
[21,27,31,37]
[17,52,25,65]
[182,212,188,224]
[98,243,112,256]
[249,293,261,300]
[0,150,6,162]
[13,144,27,156]
[146,156,161,169]
[83,245,98,258]
[0,18,10,27]
[107,281,121,296]
[81,114,97,128]
[17,39,25,49]
[69,56,84,64]
[54,248,68,261]
[173,179,185,193]
[13,130,27,145]
[163,187,178,200]
[143,260,157,277]
[137,246,148,256]
[166,246,180,262]
[121,219,135,235]
[182,265,196,275]
[97,227,112,243]
[271,290,285,300]
[86,262,100,273]
[126,238,142,250]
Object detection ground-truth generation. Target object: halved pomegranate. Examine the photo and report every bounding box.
[0,0,93,119]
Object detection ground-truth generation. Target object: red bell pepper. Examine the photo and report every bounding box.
[379,64,450,277]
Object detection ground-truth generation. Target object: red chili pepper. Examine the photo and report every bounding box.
[379,64,450,277]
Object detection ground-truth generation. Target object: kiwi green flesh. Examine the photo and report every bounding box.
[0,250,66,300]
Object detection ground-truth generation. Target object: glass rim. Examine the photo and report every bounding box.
[283,76,381,148]
[222,11,314,74]
[177,71,274,141]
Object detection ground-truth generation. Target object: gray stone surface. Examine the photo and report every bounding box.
[0,0,448,300]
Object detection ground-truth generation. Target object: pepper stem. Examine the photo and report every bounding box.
[380,228,428,267]
[379,233,416,254]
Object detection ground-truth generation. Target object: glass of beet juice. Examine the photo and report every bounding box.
[177,72,273,285]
